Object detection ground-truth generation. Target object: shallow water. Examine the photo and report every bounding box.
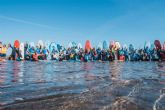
[0,61,165,110]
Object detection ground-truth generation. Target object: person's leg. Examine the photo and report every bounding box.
[1,54,6,59]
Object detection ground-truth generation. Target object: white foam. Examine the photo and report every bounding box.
[153,89,165,110]
[127,83,140,97]
[127,86,136,97]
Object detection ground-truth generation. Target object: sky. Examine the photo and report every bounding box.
[0,0,165,48]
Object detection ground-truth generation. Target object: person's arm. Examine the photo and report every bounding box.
[38,54,45,56]
[10,45,14,50]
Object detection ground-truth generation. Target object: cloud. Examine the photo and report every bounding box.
[0,15,59,30]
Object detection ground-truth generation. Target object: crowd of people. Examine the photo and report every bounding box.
[0,40,165,62]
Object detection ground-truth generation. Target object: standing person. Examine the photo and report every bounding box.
[96,47,102,60]
[32,52,45,61]
[84,49,90,62]
[108,50,115,61]
[1,44,7,59]
[42,46,47,60]
[91,48,97,61]
[32,52,39,61]
[10,45,17,60]
[52,51,59,60]
[124,49,129,61]
[101,50,107,61]
[15,48,22,61]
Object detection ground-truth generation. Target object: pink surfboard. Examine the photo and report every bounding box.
[154,40,161,50]
[163,42,165,50]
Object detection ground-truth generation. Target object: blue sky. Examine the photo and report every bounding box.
[0,0,165,48]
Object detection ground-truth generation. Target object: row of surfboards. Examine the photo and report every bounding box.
[13,40,120,60]
[14,40,60,60]
[13,40,165,60]
[14,40,165,51]
[14,40,120,52]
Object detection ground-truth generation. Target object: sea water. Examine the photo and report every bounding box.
[0,61,165,110]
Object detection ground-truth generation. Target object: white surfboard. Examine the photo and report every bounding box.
[45,41,51,50]
[146,41,151,49]
[68,42,73,48]
[45,41,51,60]
[115,41,121,50]
[20,43,24,60]
[97,42,103,50]
[72,42,77,47]
[150,43,155,50]
[30,42,35,48]
[123,44,128,50]
[6,44,12,57]
[77,43,82,49]
[50,42,58,53]
[38,40,44,49]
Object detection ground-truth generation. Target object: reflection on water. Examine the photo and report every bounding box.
[0,61,165,110]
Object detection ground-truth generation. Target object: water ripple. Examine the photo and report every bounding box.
[0,61,165,110]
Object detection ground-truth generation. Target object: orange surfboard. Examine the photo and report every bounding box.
[14,40,20,48]
[85,40,92,52]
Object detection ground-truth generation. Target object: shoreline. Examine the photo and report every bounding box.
[1,93,76,110]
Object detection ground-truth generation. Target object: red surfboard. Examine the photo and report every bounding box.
[14,40,20,49]
[85,40,92,52]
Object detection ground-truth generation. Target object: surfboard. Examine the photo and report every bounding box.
[154,40,161,50]
[61,45,65,50]
[30,42,35,48]
[146,41,151,49]
[144,41,147,49]
[129,44,134,52]
[57,44,62,52]
[103,40,108,50]
[123,44,128,50]
[6,44,12,57]
[85,40,92,52]
[150,43,155,50]
[115,41,121,50]
[163,42,165,50]
[68,42,73,48]
[144,41,151,49]
[110,41,115,48]
[38,40,44,49]
[44,41,51,60]
[20,43,24,60]
[72,42,77,47]
[45,41,51,51]
[77,43,82,49]
[50,42,57,53]
[97,42,102,50]
[14,40,20,49]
